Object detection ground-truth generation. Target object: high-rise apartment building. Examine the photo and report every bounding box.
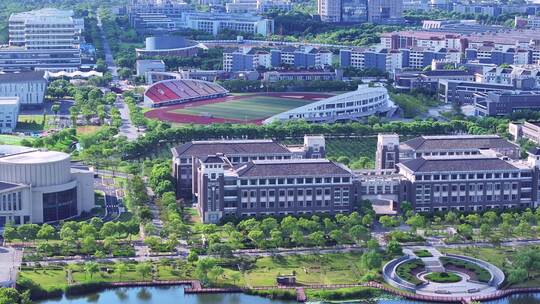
[318,0,342,23]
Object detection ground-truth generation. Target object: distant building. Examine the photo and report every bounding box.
[318,0,400,23]
[0,97,20,133]
[135,35,202,57]
[263,84,397,124]
[127,0,194,33]
[367,0,403,24]
[223,48,271,72]
[0,72,48,107]
[438,79,515,104]
[509,121,540,145]
[136,60,166,80]
[0,8,84,71]
[474,91,540,116]
[225,0,292,13]
[394,69,475,92]
[182,12,274,36]
[263,70,342,82]
[515,15,540,29]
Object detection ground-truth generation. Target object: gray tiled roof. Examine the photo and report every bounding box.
[235,159,352,177]
[402,135,517,151]
[399,157,519,173]
[0,71,46,82]
[172,140,291,158]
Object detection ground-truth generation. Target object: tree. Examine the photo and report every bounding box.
[514,248,540,279]
[379,215,399,228]
[195,258,218,285]
[349,225,369,244]
[0,288,20,304]
[208,266,225,283]
[116,263,128,279]
[508,267,527,284]
[457,223,473,240]
[479,223,491,241]
[100,222,118,238]
[84,261,99,280]
[361,250,382,269]
[187,250,199,262]
[386,240,402,257]
[17,224,40,241]
[81,236,97,255]
[247,229,266,249]
[136,262,153,280]
[270,229,284,248]
[308,231,325,247]
[406,214,425,233]
[37,224,56,241]
[3,222,18,242]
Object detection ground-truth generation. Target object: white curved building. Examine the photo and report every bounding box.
[0,146,94,228]
[263,84,397,124]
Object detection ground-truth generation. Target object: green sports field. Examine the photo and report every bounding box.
[171,96,314,120]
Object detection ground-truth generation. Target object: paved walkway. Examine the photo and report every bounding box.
[0,247,21,287]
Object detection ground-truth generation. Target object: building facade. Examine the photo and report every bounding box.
[263,84,397,124]
[474,91,540,116]
[172,135,326,199]
[0,72,48,107]
[1,8,84,71]
[0,146,94,227]
[0,97,20,133]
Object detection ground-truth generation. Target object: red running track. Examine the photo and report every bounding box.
[144,92,333,125]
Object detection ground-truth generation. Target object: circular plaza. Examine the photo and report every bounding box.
[383,247,505,298]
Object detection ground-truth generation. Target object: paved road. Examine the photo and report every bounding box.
[97,11,139,141]
[94,175,122,221]
[115,96,140,141]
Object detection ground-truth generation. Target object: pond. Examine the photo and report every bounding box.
[34,286,540,304]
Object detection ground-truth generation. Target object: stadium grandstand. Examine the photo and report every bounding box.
[143,79,229,108]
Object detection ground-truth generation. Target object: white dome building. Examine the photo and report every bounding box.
[0,146,94,227]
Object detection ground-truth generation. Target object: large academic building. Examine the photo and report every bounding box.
[0,146,94,228]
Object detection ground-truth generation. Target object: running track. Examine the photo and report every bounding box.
[144,92,333,125]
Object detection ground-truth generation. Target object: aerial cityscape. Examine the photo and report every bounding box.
[3,0,540,303]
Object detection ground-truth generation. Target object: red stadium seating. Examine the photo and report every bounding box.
[144,79,228,107]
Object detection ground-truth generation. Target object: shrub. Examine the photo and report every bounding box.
[245,289,296,300]
[440,257,491,283]
[395,259,425,286]
[424,272,461,283]
[307,287,381,300]
[413,249,433,258]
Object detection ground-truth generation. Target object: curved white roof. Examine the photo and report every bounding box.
[0,150,69,164]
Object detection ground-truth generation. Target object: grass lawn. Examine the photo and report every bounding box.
[0,134,30,145]
[243,253,366,287]
[19,269,67,290]
[17,114,49,131]
[77,125,103,135]
[171,96,313,120]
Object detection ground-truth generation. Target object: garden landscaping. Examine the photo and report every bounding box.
[395,259,425,286]
[413,249,433,258]
[424,272,462,283]
[440,257,491,283]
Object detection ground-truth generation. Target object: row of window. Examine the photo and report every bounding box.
[239,176,351,186]
[416,171,525,181]
[0,191,22,212]
[418,182,520,193]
